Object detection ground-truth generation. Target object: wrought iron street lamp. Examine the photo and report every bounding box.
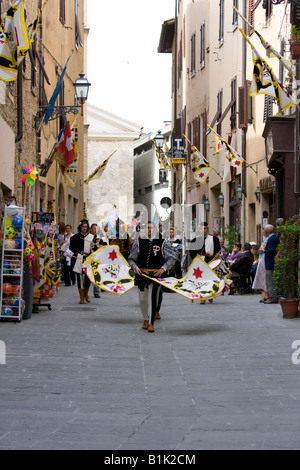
[35,72,91,127]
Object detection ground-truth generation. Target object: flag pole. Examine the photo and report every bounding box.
[182,134,222,180]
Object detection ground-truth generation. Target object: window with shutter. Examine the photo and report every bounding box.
[265,0,273,21]
[75,0,83,49]
[233,0,239,27]
[238,82,252,128]
[248,0,254,36]
[200,21,205,68]
[219,0,225,44]
[263,95,273,123]
[191,32,196,76]
[231,77,237,130]
[217,89,223,135]
[60,0,66,25]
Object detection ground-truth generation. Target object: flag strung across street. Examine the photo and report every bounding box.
[83,246,134,296]
[208,126,245,169]
[233,6,293,74]
[0,0,30,82]
[239,29,294,112]
[83,149,117,185]
[44,50,74,124]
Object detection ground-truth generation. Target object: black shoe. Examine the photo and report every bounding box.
[94,294,101,298]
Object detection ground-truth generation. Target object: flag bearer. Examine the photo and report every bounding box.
[128,222,178,333]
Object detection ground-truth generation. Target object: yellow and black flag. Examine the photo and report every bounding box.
[84,150,117,185]
[239,29,294,111]
[0,0,29,81]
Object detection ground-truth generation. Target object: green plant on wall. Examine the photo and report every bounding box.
[290,25,300,44]
[223,224,240,252]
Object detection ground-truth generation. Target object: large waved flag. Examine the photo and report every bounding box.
[0,0,30,81]
[83,246,134,296]
[191,146,213,184]
[239,29,294,111]
[142,255,230,302]
[44,50,73,124]
[84,149,117,184]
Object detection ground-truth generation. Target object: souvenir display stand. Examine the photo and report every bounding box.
[0,206,26,322]
[32,223,60,312]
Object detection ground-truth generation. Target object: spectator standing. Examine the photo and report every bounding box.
[261,225,279,304]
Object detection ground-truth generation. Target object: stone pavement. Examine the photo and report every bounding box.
[0,284,300,450]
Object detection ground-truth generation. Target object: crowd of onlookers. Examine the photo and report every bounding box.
[217,224,279,304]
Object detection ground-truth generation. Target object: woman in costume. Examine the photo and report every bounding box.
[69,220,95,304]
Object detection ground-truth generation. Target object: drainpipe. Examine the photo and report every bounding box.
[15,67,23,144]
[296,59,300,216]
[172,0,178,207]
[241,0,247,243]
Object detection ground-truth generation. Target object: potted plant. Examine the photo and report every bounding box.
[273,219,300,319]
[223,223,240,252]
[289,25,300,60]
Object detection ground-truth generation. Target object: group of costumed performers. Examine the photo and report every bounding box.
[79,220,230,334]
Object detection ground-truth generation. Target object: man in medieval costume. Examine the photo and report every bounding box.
[128,221,178,333]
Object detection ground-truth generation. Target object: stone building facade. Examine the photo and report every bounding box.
[87,104,142,228]
[0,0,88,229]
[159,0,294,244]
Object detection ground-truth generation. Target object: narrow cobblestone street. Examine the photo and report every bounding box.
[0,285,300,450]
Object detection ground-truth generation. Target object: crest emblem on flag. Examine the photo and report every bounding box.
[83,246,134,295]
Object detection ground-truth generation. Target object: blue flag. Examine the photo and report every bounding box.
[44,50,73,124]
